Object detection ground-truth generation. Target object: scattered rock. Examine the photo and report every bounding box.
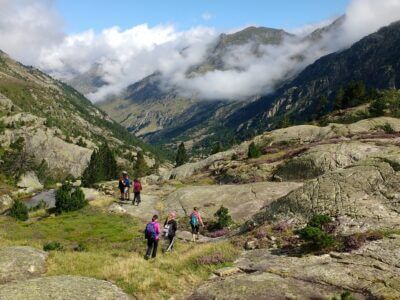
[0,195,13,214]
[0,275,129,300]
[108,203,127,215]
[213,267,241,277]
[0,246,48,284]
[82,188,101,201]
[17,171,43,193]
[244,240,257,250]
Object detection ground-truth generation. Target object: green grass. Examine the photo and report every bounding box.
[0,206,239,298]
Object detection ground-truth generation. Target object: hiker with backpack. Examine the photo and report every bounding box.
[144,215,160,259]
[133,178,142,206]
[123,172,131,201]
[163,212,178,252]
[189,207,204,242]
[118,174,125,201]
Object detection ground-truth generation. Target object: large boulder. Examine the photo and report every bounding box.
[0,275,129,300]
[0,246,48,284]
[165,146,248,180]
[192,235,400,299]
[0,194,13,214]
[165,181,302,222]
[274,141,382,180]
[17,171,43,192]
[266,159,400,233]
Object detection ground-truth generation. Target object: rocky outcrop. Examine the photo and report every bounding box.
[192,235,400,299]
[165,181,302,222]
[0,247,48,284]
[0,113,92,178]
[266,159,400,233]
[274,141,382,180]
[0,275,130,300]
[255,117,400,147]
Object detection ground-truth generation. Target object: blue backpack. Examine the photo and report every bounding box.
[190,214,199,226]
[144,222,156,239]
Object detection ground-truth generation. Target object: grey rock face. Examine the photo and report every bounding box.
[0,275,130,300]
[266,160,400,233]
[0,247,48,284]
[274,141,382,180]
[164,181,302,222]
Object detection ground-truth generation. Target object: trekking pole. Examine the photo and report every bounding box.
[166,237,175,252]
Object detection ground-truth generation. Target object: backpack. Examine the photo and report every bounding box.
[144,222,156,239]
[190,213,199,227]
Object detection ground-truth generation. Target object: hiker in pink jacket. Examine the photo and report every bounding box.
[189,207,204,242]
[144,215,160,259]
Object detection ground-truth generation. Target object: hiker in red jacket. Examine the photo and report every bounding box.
[133,178,142,206]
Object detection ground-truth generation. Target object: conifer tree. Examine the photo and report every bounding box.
[211,141,223,155]
[133,151,149,178]
[175,142,188,167]
[248,141,262,159]
[82,143,117,187]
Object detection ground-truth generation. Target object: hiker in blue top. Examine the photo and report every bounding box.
[122,171,130,201]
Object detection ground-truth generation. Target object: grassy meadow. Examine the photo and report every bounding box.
[0,199,238,299]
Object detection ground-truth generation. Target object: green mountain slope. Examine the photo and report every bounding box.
[0,50,158,180]
[225,20,400,138]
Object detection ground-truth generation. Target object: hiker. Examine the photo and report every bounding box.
[189,207,204,242]
[118,174,125,201]
[144,214,160,259]
[123,171,131,201]
[163,212,178,252]
[133,178,142,206]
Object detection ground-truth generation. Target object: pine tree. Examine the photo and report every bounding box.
[248,142,262,159]
[369,98,386,117]
[175,142,188,167]
[211,142,223,155]
[82,143,117,187]
[334,88,345,110]
[133,151,149,178]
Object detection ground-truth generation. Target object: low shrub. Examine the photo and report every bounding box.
[298,226,335,251]
[9,200,29,221]
[43,241,64,252]
[55,182,87,213]
[196,252,226,265]
[206,229,229,238]
[29,199,48,212]
[248,142,262,159]
[342,234,366,252]
[73,242,87,252]
[308,214,332,230]
[273,220,291,233]
[214,206,233,229]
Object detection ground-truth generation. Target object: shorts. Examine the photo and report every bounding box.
[124,187,129,193]
[191,224,200,234]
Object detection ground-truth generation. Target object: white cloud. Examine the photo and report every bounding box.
[0,0,400,102]
[0,0,64,65]
[201,12,213,21]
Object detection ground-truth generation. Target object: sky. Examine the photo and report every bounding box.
[55,0,350,33]
[1,0,400,102]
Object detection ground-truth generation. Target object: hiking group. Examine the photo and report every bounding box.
[143,207,204,260]
[118,171,142,205]
[117,172,205,260]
